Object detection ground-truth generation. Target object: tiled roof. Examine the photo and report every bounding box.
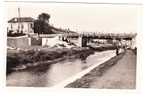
[8,17,34,23]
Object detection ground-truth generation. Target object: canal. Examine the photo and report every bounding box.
[6,50,116,87]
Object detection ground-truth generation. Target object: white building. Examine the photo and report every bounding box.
[8,17,34,33]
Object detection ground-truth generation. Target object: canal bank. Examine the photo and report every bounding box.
[66,50,136,89]
[7,47,94,74]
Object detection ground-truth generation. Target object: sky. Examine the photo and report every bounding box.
[6,2,142,33]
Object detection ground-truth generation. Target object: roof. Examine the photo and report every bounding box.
[8,17,34,23]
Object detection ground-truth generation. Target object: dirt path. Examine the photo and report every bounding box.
[90,50,136,89]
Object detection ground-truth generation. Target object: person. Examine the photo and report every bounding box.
[116,40,120,55]
[116,46,119,55]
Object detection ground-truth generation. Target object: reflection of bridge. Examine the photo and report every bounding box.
[39,32,137,48]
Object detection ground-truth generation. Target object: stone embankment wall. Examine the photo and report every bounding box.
[7,36,30,48]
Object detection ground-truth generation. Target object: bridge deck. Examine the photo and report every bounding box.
[37,32,136,40]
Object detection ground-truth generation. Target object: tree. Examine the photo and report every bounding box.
[34,13,52,34]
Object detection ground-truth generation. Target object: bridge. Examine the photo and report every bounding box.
[38,32,137,48]
[61,32,137,47]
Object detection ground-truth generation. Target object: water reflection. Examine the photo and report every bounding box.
[46,59,86,86]
[6,50,115,87]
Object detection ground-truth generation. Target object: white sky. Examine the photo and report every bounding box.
[6,3,142,33]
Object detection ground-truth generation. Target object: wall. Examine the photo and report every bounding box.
[7,36,30,49]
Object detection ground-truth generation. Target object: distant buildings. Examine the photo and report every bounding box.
[7,17,34,33]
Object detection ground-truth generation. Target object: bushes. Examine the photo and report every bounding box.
[7,48,94,73]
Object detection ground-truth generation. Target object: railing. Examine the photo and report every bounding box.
[62,32,137,40]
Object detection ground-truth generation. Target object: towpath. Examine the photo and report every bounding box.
[90,50,136,89]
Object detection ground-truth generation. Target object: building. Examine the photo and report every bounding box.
[8,17,34,33]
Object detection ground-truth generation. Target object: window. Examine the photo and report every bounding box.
[21,24,24,29]
[10,24,13,29]
[30,23,33,29]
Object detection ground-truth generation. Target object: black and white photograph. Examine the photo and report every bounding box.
[5,1,142,89]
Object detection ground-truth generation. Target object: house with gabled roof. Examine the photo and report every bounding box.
[8,17,34,33]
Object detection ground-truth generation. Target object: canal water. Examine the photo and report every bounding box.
[6,50,115,87]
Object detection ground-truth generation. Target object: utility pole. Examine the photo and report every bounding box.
[18,7,21,33]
